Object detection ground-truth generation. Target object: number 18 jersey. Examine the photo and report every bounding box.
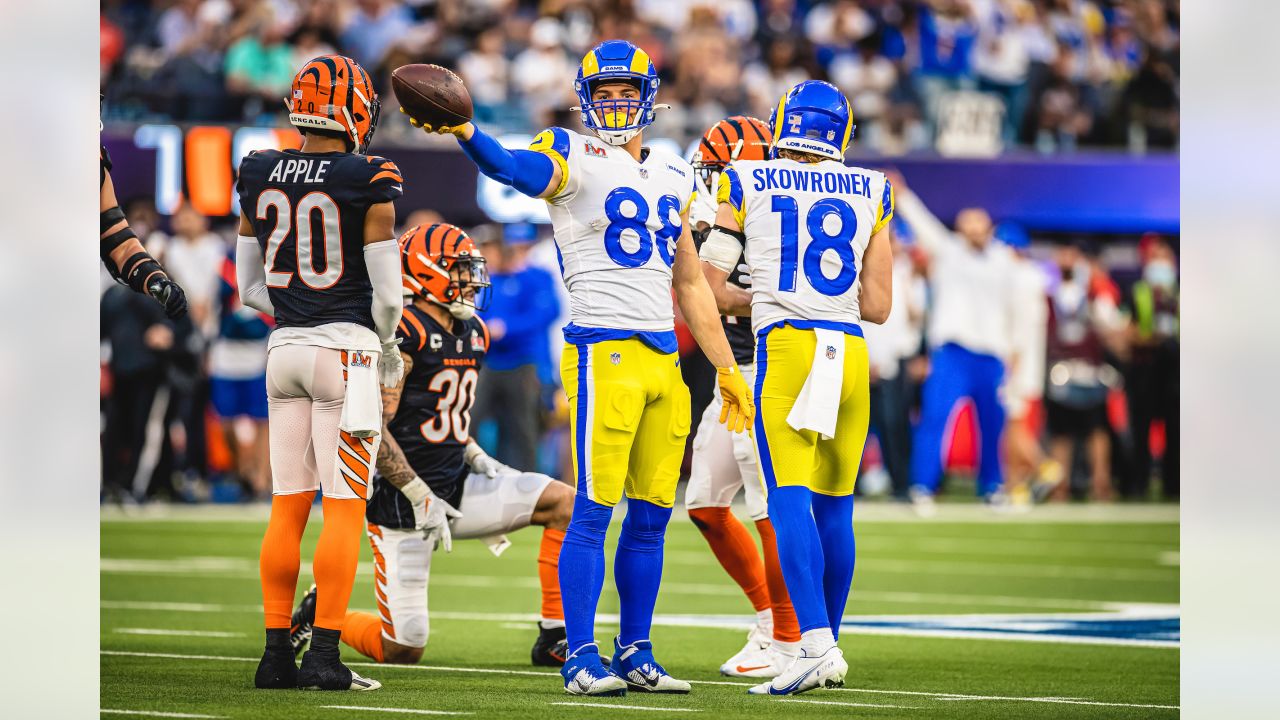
[720,158,893,335]
[528,127,695,335]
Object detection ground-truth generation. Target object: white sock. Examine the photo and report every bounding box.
[540,618,565,630]
[755,609,774,629]
[771,639,800,657]
[800,628,836,656]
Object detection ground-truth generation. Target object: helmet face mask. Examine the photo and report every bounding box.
[573,40,662,146]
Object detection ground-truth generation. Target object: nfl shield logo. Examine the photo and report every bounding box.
[638,167,648,179]
[610,352,621,365]
[456,338,464,353]
[825,345,837,360]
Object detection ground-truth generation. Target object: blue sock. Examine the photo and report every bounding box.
[812,493,856,640]
[614,499,672,646]
[558,497,614,656]
[766,485,829,633]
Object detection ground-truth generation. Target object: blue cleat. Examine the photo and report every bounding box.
[612,637,692,694]
[561,644,627,697]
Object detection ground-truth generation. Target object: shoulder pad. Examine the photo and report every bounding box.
[362,155,404,203]
[529,127,573,160]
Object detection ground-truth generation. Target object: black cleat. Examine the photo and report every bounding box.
[298,628,381,691]
[290,584,318,657]
[532,622,569,666]
[254,646,298,689]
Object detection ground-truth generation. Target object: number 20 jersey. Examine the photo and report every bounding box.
[235,148,403,337]
[529,127,695,334]
[366,304,489,528]
[720,158,893,335]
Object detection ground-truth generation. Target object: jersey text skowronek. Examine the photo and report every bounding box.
[751,167,872,198]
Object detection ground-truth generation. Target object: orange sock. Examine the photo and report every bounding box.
[312,496,367,630]
[755,518,801,642]
[689,506,770,612]
[341,610,386,662]
[538,528,566,621]
[260,492,315,629]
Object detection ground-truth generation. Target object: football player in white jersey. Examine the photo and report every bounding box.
[402,40,754,697]
[700,80,894,696]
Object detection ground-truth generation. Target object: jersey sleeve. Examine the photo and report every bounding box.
[362,155,405,204]
[528,127,579,204]
[872,175,894,234]
[397,309,428,354]
[716,164,746,227]
[234,150,268,219]
[100,145,112,188]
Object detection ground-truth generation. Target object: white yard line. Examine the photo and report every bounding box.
[777,698,917,709]
[320,706,472,716]
[101,711,227,719]
[114,628,245,638]
[100,651,1178,710]
[549,702,700,712]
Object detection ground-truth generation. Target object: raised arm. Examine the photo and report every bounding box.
[403,112,565,200]
[101,167,187,318]
[889,176,952,257]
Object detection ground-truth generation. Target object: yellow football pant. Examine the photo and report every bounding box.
[561,339,691,508]
[753,325,871,497]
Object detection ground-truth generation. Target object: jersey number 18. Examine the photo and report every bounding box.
[771,195,859,297]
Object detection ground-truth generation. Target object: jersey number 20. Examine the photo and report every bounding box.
[603,187,682,269]
[771,195,859,296]
[257,189,343,289]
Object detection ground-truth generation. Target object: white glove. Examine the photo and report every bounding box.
[464,441,501,478]
[399,477,463,552]
[379,338,405,388]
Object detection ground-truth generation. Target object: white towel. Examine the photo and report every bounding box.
[482,534,512,557]
[339,349,382,438]
[786,329,845,440]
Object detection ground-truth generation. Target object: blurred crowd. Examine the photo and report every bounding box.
[101,0,1179,154]
[99,184,1179,508]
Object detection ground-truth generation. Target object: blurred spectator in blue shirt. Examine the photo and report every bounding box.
[340,0,414,70]
[915,0,979,135]
[472,223,563,470]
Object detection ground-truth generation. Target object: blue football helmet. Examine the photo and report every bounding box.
[573,40,661,146]
[769,80,855,161]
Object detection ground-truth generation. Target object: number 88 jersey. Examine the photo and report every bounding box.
[720,157,893,335]
[367,304,489,526]
[528,127,695,335]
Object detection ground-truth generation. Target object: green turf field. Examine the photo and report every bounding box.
[101,502,1179,719]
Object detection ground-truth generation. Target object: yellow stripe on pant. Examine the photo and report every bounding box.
[753,325,871,497]
[561,338,691,508]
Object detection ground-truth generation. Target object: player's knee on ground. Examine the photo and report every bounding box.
[382,637,425,665]
[532,479,573,531]
[564,497,612,549]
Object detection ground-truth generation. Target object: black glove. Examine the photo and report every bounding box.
[147,275,188,319]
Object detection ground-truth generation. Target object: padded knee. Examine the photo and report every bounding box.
[619,499,671,552]
[564,497,612,550]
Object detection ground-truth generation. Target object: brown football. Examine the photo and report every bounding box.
[391,64,473,128]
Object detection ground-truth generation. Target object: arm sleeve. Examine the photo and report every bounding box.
[458,124,559,199]
[893,187,952,256]
[364,238,404,345]
[235,236,275,316]
[716,165,746,227]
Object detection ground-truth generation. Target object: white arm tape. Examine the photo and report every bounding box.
[699,227,745,274]
[363,238,404,345]
[235,235,275,315]
[399,477,432,506]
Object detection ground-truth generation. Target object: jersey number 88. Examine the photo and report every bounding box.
[602,187,682,269]
[771,195,859,297]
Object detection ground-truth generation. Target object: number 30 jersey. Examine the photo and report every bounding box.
[720,158,893,335]
[528,127,695,336]
[236,148,403,349]
[366,304,489,528]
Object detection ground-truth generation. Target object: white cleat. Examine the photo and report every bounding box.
[909,486,938,518]
[720,623,774,677]
[747,646,847,696]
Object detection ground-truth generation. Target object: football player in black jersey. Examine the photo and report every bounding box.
[686,117,803,679]
[235,55,402,692]
[100,145,187,318]
[288,222,576,668]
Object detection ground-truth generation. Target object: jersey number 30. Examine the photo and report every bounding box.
[421,368,479,444]
[257,189,343,289]
[771,196,859,296]
[603,187,682,269]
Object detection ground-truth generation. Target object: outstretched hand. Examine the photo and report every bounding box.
[399,107,471,138]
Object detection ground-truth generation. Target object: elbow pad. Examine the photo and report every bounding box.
[459,126,555,197]
[699,225,745,274]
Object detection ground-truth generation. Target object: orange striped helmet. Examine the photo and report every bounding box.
[691,116,772,190]
[399,223,491,320]
[288,55,381,153]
